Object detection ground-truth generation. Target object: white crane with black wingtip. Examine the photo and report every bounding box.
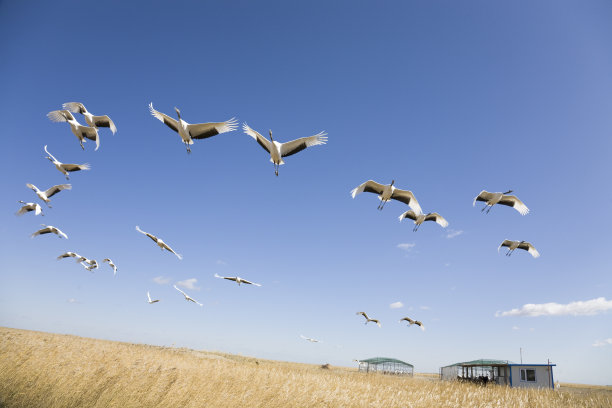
[57,252,84,261]
[473,190,529,215]
[62,102,117,135]
[173,285,203,307]
[135,226,183,260]
[351,180,422,212]
[102,258,118,276]
[398,210,448,231]
[399,317,425,331]
[214,273,261,286]
[16,201,43,216]
[147,291,160,304]
[149,103,237,153]
[498,240,540,258]
[356,312,381,327]
[44,145,90,180]
[31,225,68,239]
[47,110,100,150]
[26,183,71,207]
[242,123,327,176]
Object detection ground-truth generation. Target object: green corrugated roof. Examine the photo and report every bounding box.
[444,359,513,367]
[359,357,413,367]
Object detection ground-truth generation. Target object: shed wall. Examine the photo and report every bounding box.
[510,366,554,389]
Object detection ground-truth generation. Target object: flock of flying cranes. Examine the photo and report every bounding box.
[15,101,541,344]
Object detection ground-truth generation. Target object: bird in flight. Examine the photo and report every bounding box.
[62,102,117,135]
[44,145,90,180]
[356,312,381,327]
[473,190,529,215]
[398,210,448,231]
[149,103,237,153]
[57,251,84,261]
[242,123,327,176]
[498,240,540,258]
[214,273,261,286]
[47,110,100,150]
[26,183,71,207]
[351,180,422,213]
[135,226,182,260]
[31,225,68,239]
[173,285,203,306]
[400,317,425,331]
[16,201,43,216]
[102,258,118,276]
[147,291,160,304]
[300,334,322,343]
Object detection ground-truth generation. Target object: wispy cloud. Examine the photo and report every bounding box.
[216,259,227,266]
[397,243,415,252]
[496,297,612,317]
[419,306,431,311]
[390,301,404,309]
[67,298,79,304]
[153,276,171,285]
[593,338,612,347]
[446,229,463,239]
[512,326,520,330]
[176,278,200,290]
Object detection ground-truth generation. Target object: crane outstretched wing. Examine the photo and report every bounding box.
[351,180,386,198]
[189,118,238,139]
[473,190,495,206]
[93,115,117,134]
[518,241,540,258]
[498,195,529,215]
[44,184,72,198]
[149,103,179,133]
[391,189,422,215]
[280,132,327,157]
[243,123,272,154]
[424,213,448,228]
[398,210,418,222]
[62,102,87,114]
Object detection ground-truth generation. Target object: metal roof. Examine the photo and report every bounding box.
[359,357,413,367]
[443,359,513,368]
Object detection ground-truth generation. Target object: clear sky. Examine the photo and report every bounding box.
[1,0,611,385]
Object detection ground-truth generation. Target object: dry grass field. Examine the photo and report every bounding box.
[1,327,610,408]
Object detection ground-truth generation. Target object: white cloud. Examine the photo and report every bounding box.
[446,229,463,239]
[67,298,79,304]
[176,278,200,290]
[153,276,171,285]
[496,297,612,317]
[512,326,520,330]
[216,260,227,266]
[397,243,415,252]
[390,301,404,309]
[419,306,431,311]
[593,338,612,347]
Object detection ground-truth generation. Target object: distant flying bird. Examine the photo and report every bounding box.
[149,103,237,153]
[300,334,321,343]
[16,201,43,216]
[351,180,422,213]
[498,240,540,258]
[26,183,71,207]
[44,145,90,180]
[80,259,99,271]
[398,210,448,231]
[102,258,118,276]
[62,102,117,134]
[356,312,381,327]
[214,273,261,286]
[31,224,68,239]
[173,285,203,306]
[47,110,100,150]
[242,123,327,176]
[473,190,529,215]
[400,317,425,331]
[147,291,160,304]
[57,251,83,261]
[135,226,183,260]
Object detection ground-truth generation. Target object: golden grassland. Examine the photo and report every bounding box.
[1,327,610,408]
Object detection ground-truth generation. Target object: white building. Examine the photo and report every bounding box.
[440,359,556,389]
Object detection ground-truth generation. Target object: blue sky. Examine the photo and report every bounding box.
[1,0,611,385]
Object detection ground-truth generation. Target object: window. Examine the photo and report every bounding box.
[520,368,536,382]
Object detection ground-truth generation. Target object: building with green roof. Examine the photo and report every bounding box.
[440,358,556,389]
[357,357,414,376]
